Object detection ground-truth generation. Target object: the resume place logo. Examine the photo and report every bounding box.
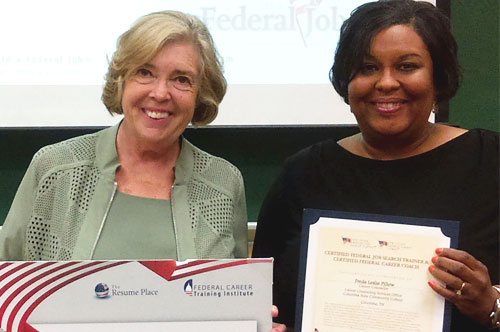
[94,283,110,298]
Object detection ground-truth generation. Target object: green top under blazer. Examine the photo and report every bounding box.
[0,123,248,261]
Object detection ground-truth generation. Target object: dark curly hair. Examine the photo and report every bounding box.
[330,0,459,105]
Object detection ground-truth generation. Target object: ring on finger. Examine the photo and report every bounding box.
[456,282,466,296]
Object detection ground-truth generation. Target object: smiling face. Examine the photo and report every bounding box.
[120,40,200,147]
[347,24,435,142]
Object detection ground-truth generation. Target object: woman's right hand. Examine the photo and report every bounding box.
[271,305,287,332]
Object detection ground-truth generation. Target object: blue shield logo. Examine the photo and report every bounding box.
[184,279,193,296]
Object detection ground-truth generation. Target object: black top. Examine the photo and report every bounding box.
[253,129,499,332]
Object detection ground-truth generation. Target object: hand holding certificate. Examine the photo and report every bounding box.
[296,210,459,332]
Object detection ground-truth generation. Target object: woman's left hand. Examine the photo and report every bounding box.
[428,248,498,326]
[271,305,287,332]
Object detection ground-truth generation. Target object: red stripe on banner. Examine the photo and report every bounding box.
[0,262,56,296]
[174,260,217,271]
[170,259,272,280]
[6,261,103,332]
[0,263,14,272]
[0,262,76,324]
[0,263,34,283]
[250,258,273,264]
[139,261,176,281]
[17,261,129,332]
[22,322,39,332]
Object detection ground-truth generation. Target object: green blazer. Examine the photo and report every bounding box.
[0,123,248,260]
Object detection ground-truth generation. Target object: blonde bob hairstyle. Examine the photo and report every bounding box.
[101,11,226,126]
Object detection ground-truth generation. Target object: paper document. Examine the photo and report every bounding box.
[297,210,459,332]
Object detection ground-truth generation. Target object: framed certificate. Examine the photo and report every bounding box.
[295,209,459,332]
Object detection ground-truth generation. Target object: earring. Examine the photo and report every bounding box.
[432,102,439,114]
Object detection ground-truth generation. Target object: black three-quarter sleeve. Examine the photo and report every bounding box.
[252,145,322,327]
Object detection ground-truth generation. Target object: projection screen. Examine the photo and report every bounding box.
[0,0,435,127]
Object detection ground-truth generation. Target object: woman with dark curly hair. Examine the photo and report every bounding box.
[253,1,499,331]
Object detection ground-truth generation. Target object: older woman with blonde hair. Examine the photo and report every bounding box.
[0,11,247,261]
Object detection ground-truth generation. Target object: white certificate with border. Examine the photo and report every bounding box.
[296,210,459,332]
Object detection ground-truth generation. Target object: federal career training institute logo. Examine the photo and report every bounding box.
[184,279,193,296]
[94,283,110,298]
[342,237,351,244]
[379,240,388,247]
[183,279,254,298]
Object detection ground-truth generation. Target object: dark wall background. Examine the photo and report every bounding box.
[449,0,499,131]
[1,1,498,225]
